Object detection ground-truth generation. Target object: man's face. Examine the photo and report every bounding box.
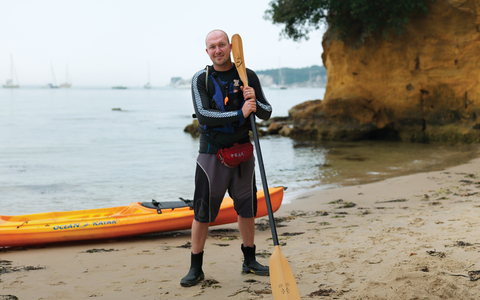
[205,31,232,71]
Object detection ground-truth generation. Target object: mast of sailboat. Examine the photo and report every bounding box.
[148,61,150,84]
[4,54,19,88]
[51,61,58,87]
[59,63,72,88]
[14,59,19,86]
[10,54,14,83]
[11,54,19,86]
[144,60,152,89]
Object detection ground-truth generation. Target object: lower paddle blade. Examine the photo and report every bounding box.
[269,245,301,299]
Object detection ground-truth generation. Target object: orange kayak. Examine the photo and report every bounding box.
[0,187,284,247]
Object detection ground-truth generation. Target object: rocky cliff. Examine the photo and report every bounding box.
[291,0,480,143]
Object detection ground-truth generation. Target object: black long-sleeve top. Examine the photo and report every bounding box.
[191,65,272,154]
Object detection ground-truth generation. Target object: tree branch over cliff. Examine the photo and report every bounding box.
[265,0,432,41]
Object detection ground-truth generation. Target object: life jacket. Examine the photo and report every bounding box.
[203,65,247,133]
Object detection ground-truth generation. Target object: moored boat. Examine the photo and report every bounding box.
[0,187,284,247]
[59,64,71,88]
[3,54,19,88]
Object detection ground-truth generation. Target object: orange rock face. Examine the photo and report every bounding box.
[292,0,480,143]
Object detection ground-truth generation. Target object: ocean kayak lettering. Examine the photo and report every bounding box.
[53,220,116,230]
[53,223,81,230]
[93,220,116,226]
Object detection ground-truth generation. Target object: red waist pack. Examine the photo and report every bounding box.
[217,142,254,168]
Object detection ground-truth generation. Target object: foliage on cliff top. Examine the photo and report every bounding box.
[265,0,432,41]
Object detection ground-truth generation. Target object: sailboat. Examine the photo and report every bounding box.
[3,54,19,88]
[270,68,287,90]
[59,64,71,88]
[278,67,288,89]
[144,61,152,89]
[47,61,59,88]
[270,60,288,90]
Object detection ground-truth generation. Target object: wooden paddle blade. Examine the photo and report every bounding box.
[232,33,301,298]
[270,245,301,299]
[231,34,249,87]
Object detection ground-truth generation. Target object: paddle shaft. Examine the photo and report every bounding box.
[230,33,279,245]
[249,113,280,246]
[232,33,301,299]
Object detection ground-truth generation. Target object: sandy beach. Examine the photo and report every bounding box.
[2,157,480,300]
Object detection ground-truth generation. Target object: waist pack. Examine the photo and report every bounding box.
[217,142,254,168]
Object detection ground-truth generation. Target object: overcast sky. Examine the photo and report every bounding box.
[1,0,326,87]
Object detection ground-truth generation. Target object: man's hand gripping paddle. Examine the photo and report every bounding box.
[231,33,301,300]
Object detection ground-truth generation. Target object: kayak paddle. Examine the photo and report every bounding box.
[231,33,301,300]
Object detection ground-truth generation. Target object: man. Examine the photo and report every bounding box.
[181,29,272,287]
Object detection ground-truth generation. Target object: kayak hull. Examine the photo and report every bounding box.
[0,187,284,247]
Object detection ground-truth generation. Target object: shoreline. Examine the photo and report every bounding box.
[2,157,480,299]
[283,142,480,206]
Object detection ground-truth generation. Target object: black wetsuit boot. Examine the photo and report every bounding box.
[241,244,269,276]
[180,251,205,287]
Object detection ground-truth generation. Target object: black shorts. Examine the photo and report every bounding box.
[193,153,257,223]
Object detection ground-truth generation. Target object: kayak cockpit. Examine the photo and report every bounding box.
[140,199,194,214]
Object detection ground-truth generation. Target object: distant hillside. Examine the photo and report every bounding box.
[256,65,326,87]
[170,65,326,88]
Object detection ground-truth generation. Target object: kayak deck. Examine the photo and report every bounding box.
[0,187,284,247]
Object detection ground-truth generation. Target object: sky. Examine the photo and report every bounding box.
[1,0,326,87]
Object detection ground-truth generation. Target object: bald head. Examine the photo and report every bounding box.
[205,29,229,47]
[205,29,233,71]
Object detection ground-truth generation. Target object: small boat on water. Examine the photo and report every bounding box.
[59,64,71,88]
[0,187,284,247]
[3,54,19,88]
[144,61,152,89]
[3,79,19,89]
[112,86,127,89]
[47,83,59,89]
[47,61,59,88]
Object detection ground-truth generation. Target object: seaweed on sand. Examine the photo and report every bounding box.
[309,288,335,296]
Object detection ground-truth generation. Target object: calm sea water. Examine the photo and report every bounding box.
[1,87,478,215]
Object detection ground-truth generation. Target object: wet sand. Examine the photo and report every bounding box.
[2,158,480,299]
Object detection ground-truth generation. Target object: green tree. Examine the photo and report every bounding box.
[265,0,432,41]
